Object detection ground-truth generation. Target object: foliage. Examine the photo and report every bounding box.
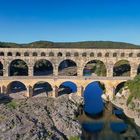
[125,75,140,105]
[6,100,19,109]
[94,61,106,76]
[69,136,80,140]
[127,95,134,105]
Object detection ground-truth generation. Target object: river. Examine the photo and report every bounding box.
[77,81,140,140]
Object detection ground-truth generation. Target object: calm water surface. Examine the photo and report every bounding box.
[77,81,140,140]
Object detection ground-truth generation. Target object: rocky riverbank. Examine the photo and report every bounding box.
[0,94,83,140]
[111,88,140,127]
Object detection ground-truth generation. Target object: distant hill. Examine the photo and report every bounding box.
[0,41,140,49]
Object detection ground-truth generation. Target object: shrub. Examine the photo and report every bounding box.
[6,100,19,109]
[69,136,80,140]
[125,75,140,105]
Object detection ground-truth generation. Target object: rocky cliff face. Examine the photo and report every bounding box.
[112,88,140,127]
[0,94,83,140]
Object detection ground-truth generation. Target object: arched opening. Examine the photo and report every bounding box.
[121,53,125,57]
[7,52,12,56]
[115,82,126,95]
[129,53,133,57]
[9,59,28,76]
[83,60,106,76]
[105,52,109,57]
[113,60,131,76]
[74,52,79,57]
[82,52,87,57]
[24,52,29,56]
[90,52,94,57]
[0,52,4,56]
[83,81,105,116]
[33,52,38,56]
[33,59,53,76]
[33,81,53,97]
[137,64,140,75]
[137,53,140,57]
[66,52,71,57]
[57,81,77,97]
[58,59,77,76]
[97,52,102,57]
[113,52,117,57]
[49,52,54,57]
[16,52,21,56]
[7,81,27,96]
[41,52,46,56]
[57,52,62,57]
[0,62,3,76]
[113,81,127,121]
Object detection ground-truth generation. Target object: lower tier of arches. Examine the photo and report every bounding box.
[0,79,129,100]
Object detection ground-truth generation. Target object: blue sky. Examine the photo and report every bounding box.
[0,0,140,44]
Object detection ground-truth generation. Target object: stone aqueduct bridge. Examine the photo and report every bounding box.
[0,47,139,100]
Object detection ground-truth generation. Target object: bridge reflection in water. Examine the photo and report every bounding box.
[77,81,140,140]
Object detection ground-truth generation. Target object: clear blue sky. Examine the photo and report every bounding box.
[0,0,140,44]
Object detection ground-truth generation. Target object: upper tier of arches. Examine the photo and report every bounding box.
[0,58,140,77]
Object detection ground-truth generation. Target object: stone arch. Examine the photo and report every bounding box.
[58,59,77,76]
[105,52,109,57]
[41,52,46,56]
[137,53,140,57]
[66,52,71,57]
[120,52,125,57]
[33,52,38,56]
[113,60,131,76]
[90,52,94,57]
[0,52,4,56]
[9,59,28,76]
[57,81,77,97]
[7,81,27,96]
[129,53,133,57]
[97,52,102,57]
[74,52,79,57]
[33,81,53,97]
[16,52,21,56]
[24,52,29,56]
[0,61,3,76]
[57,52,63,57]
[33,59,53,76]
[114,82,126,95]
[113,52,117,57]
[82,52,87,57]
[7,52,12,56]
[49,52,54,57]
[83,60,107,76]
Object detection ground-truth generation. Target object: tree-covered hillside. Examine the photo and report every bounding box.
[0,41,140,49]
